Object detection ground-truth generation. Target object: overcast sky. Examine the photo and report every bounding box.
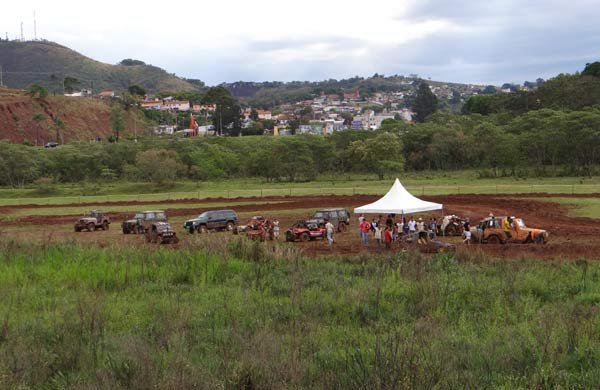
[2,0,598,86]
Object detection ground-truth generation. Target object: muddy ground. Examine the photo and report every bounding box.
[0,194,598,260]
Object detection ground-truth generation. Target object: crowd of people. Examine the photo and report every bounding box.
[356,214,442,249]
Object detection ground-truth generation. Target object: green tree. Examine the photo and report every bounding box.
[63,77,80,94]
[347,133,404,179]
[27,84,48,99]
[52,117,66,144]
[413,82,437,122]
[250,109,259,121]
[32,113,45,146]
[127,85,147,97]
[202,87,242,136]
[135,149,183,184]
[110,106,125,141]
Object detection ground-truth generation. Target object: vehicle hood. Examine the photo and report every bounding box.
[123,219,137,224]
[78,217,96,223]
[184,218,202,224]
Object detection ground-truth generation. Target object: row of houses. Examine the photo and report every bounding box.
[140,98,216,113]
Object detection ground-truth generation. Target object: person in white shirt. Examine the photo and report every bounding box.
[272,219,280,240]
[374,225,382,247]
[325,219,335,247]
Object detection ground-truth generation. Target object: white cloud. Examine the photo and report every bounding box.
[1,0,598,85]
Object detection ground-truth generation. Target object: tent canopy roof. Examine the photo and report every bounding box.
[354,178,442,215]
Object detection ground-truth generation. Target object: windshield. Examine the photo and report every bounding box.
[198,212,207,219]
[134,213,144,219]
[515,219,526,228]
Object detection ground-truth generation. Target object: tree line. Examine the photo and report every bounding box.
[1,104,599,187]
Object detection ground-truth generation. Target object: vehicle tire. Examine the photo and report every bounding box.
[286,231,295,242]
[145,233,152,243]
[338,223,347,233]
[199,225,208,234]
[123,227,129,234]
[446,225,457,236]
[172,236,179,244]
[226,221,235,231]
[487,235,501,244]
[88,223,95,232]
[299,232,310,242]
[74,226,80,232]
[102,222,109,231]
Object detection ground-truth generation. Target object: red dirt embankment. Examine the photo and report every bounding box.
[0,88,147,143]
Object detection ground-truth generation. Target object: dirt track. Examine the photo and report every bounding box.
[1,194,598,260]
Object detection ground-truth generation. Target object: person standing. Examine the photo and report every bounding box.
[325,218,335,247]
[408,217,417,243]
[416,217,426,243]
[374,224,382,248]
[429,217,437,239]
[359,218,371,246]
[384,226,393,249]
[272,219,280,240]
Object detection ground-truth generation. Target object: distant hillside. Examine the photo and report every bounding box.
[0,40,201,93]
[223,76,480,109]
[0,87,150,144]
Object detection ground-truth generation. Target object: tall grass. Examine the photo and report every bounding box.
[1,238,600,388]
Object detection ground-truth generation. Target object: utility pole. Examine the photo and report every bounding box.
[33,11,37,40]
[20,21,24,41]
[0,65,3,87]
[219,110,223,136]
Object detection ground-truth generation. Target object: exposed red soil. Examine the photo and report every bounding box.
[1,194,598,260]
[0,88,146,143]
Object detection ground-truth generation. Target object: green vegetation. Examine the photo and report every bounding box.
[1,240,600,388]
[0,173,599,206]
[535,197,600,218]
[0,40,200,93]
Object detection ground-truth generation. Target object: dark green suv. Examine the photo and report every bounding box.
[312,208,351,232]
[184,209,237,233]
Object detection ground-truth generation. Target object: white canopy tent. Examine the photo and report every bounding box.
[354,178,443,215]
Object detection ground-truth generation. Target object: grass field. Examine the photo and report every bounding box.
[1,239,600,388]
[0,172,599,206]
[535,197,600,219]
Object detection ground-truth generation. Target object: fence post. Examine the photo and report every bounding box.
[572,184,575,195]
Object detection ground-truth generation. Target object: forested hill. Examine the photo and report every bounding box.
[0,40,202,93]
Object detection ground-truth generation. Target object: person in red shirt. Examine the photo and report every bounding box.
[384,226,393,249]
[359,219,371,246]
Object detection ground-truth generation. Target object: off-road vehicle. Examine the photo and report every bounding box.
[312,208,350,232]
[233,216,266,235]
[285,219,327,242]
[438,215,465,236]
[122,211,167,234]
[183,209,237,234]
[145,222,179,244]
[74,210,110,232]
[470,216,548,244]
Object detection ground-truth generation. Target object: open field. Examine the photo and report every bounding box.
[1,192,599,260]
[2,240,600,388]
[1,188,600,387]
[1,173,599,206]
